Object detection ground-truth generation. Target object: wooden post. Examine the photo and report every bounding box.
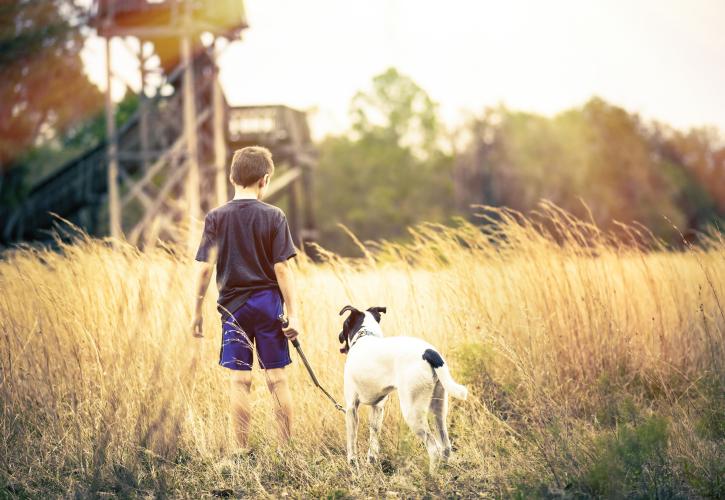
[301,162,316,245]
[138,42,150,171]
[288,176,303,249]
[181,1,200,249]
[212,48,228,206]
[105,37,121,240]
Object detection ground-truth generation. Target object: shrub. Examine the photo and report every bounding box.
[583,415,672,498]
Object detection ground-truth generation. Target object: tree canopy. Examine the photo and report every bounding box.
[453,98,723,241]
[0,0,102,173]
[316,71,724,254]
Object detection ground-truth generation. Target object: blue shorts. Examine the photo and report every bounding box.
[219,288,292,371]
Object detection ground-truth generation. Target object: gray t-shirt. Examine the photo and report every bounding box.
[195,198,297,319]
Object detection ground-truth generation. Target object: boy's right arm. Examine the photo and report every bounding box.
[191,212,217,338]
[274,260,300,341]
[191,260,214,338]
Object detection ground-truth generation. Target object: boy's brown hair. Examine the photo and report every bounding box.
[229,146,275,187]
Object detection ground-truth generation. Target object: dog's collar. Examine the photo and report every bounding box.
[349,326,378,349]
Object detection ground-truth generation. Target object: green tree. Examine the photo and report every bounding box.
[316,68,454,255]
[454,97,722,242]
[350,67,441,158]
[0,0,102,195]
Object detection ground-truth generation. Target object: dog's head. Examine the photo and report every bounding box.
[337,305,387,354]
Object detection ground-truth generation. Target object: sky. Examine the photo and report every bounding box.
[82,0,725,141]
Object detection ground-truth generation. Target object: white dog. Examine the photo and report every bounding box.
[337,305,468,471]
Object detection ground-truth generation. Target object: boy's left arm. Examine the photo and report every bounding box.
[191,261,214,338]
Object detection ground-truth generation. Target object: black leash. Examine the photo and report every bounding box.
[279,315,345,413]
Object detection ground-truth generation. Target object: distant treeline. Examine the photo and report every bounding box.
[316,69,724,255]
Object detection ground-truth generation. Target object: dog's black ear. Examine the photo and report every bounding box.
[338,329,350,354]
[339,305,359,316]
[366,306,387,323]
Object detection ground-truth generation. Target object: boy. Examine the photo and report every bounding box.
[190,146,301,451]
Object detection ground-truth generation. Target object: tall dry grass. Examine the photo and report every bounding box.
[1,204,723,497]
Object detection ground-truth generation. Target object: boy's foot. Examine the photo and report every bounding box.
[214,448,255,474]
[213,457,236,475]
[230,448,255,464]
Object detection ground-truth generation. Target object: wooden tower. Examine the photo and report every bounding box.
[2,0,317,251]
[93,0,247,247]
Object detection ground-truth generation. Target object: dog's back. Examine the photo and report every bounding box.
[345,336,467,402]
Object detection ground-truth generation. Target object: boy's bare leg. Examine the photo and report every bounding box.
[230,370,253,450]
[265,367,293,442]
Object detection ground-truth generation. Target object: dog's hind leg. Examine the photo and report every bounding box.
[430,381,452,462]
[401,386,440,473]
[367,397,387,464]
[345,397,360,466]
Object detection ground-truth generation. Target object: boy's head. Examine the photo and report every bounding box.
[229,146,275,197]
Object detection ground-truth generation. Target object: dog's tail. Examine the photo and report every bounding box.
[422,348,468,400]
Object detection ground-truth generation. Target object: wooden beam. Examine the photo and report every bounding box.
[288,177,302,248]
[181,0,201,250]
[105,37,121,240]
[95,20,223,40]
[213,63,228,206]
[118,168,153,210]
[301,163,316,245]
[128,161,189,246]
[120,137,185,207]
[138,43,150,171]
[264,167,303,201]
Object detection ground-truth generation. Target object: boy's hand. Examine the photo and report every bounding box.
[191,315,204,338]
[282,316,300,341]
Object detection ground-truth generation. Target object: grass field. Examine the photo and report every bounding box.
[1,205,723,498]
